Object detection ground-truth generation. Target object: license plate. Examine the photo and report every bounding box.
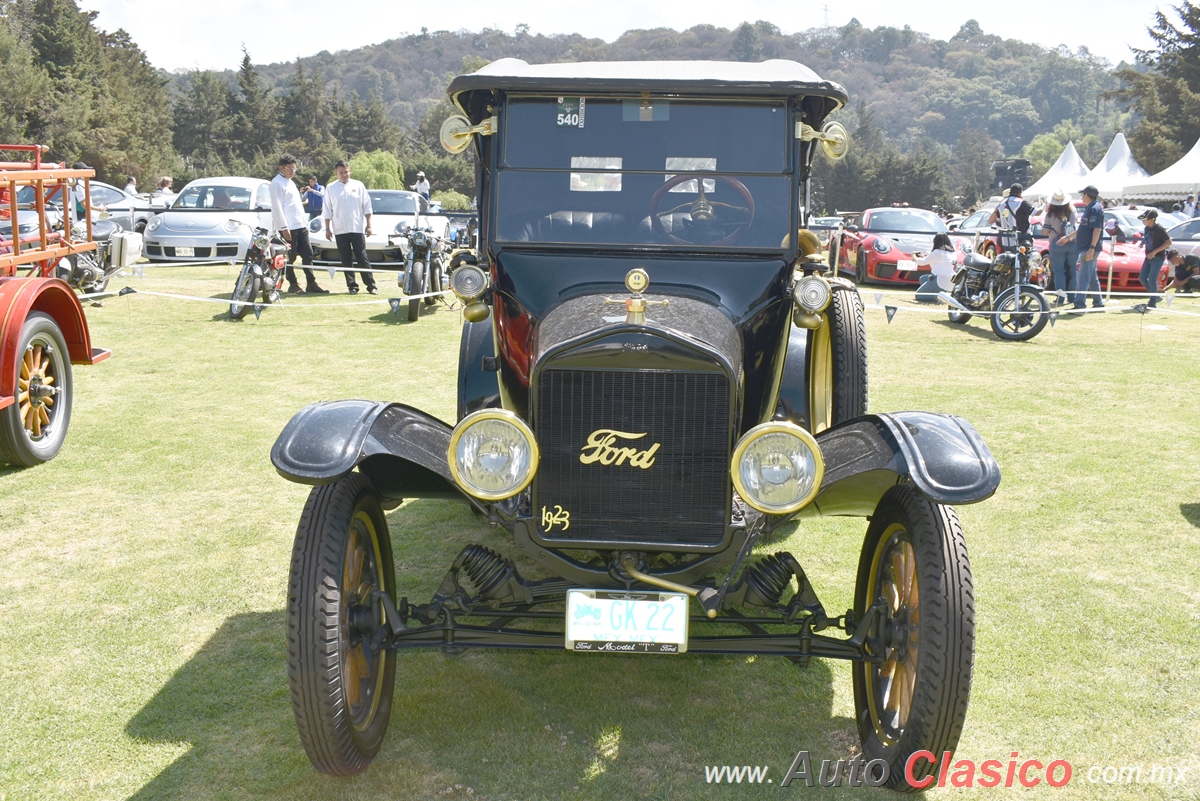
[175,246,194,257]
[565,589,689,654]
[896,259,916,271]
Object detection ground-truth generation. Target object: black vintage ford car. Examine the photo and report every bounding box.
[272,59,1000,789]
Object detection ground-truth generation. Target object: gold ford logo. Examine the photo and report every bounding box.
[579,429,661,468]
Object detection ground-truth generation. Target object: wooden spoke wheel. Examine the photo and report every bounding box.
[852,485,974,790]
[1,313,72,467]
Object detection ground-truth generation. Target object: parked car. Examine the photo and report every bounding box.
[307,189,450,269]
[1166,217,1200,260]
[15,179,155,233]
[807,215,842,249]
[143,177,272,262]
[837,207,970,285]
[270,58,1000,788]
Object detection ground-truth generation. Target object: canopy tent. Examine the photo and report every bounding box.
[1122,136,1200,201]
[1082,133,1149,200]
[1022,141,1091,202]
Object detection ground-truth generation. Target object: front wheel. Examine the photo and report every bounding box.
[855,250,868,284]
[852,484,974,790]
[406,260,425,322]
[990,286,1049,341]
[288,473,396,776]
[230,259,260,320]
[0,313,73,467]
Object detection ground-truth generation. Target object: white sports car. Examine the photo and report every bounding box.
[143,177,273,262]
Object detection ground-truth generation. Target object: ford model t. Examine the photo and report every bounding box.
[272,60,1000,789]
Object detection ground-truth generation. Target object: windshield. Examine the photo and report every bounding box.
[173,184,254,210]
[496,97,792,249]
[866,209,947,233]
[369,191,418,215]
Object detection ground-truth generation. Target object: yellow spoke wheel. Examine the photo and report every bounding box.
[2,313,73,467]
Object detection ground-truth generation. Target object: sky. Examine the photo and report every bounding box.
[81,0,1160,73]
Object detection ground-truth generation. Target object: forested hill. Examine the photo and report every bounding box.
[5,0,1167,212]
[243,20,1126,167]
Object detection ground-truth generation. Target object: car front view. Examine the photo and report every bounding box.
[271,59,1001,789]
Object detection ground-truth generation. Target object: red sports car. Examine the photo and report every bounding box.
[836,207,970,285]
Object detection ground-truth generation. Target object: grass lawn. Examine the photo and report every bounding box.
[1,264,1198,800]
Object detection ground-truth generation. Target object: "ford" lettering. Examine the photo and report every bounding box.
[579,429,661,468]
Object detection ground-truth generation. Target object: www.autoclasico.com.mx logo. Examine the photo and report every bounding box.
[705,750,1191,789]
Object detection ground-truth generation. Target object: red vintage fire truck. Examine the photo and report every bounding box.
[0,144,109,467]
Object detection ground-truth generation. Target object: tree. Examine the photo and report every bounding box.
[231,49,278,162]
[173,71,235,174]
[335,92,399,154]
[1111,3,1200,172]
[0,16,51,143]
[281,59,333,149]
[731,22,763,62]
[346,150,402,189]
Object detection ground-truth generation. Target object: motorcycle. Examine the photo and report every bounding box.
[229,223,290,320]
[57,217,140,295]
[939,230,1050,341]
[395,223,447,322]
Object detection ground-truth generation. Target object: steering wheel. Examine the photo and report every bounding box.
[650,174,755,246]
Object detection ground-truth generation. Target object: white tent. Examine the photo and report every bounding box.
[1122,137,1200,201]
[1082,133,1149,200]
[1023,141,1091,202]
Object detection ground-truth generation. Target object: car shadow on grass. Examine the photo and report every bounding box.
[1181,503,1200,528]
[124,504,866,800]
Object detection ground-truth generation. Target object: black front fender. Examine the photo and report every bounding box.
[803,411,1001,517]
[271,400,468,502]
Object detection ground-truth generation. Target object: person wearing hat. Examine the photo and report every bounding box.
[989,182,1034,233]
[1057,185,1105,309]
[1138,209,1171,308]
[1163,248,1200,293]
[1183,193,1197,218]
[411,171,430,200]
[1040,189,1078,305]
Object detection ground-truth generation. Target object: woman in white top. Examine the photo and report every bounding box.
[914,233,958,299]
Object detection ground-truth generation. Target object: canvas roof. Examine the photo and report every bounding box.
[1122,136,1200,200]
[1023,141,1091,202]
[1082,133,1149,199]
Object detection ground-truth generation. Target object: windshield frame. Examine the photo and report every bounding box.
[490,94,799,254]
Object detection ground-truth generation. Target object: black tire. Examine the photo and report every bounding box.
[288,473,397,776]
[0,313,73,467]
[852,484,974,791]
[989,286,1049,341]
[406,260,424,322]
[855,250,868,284]
[230,259,260,320]
[807,288,868,433]
[947,308,971,324]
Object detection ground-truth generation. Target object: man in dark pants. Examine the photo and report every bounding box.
[1058,185,1105,309]
[1137,209,1171,308]
[322,160,377,294]
[269,153,327,294]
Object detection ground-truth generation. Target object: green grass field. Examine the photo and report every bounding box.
[1,264,1198,800]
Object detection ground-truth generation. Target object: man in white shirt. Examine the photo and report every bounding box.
[270,153,327,294]
[1184,194,1198,218]
[411,171,430,200]
[323,160,377,294]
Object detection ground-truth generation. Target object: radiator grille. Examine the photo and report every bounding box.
[534,368,731,546]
